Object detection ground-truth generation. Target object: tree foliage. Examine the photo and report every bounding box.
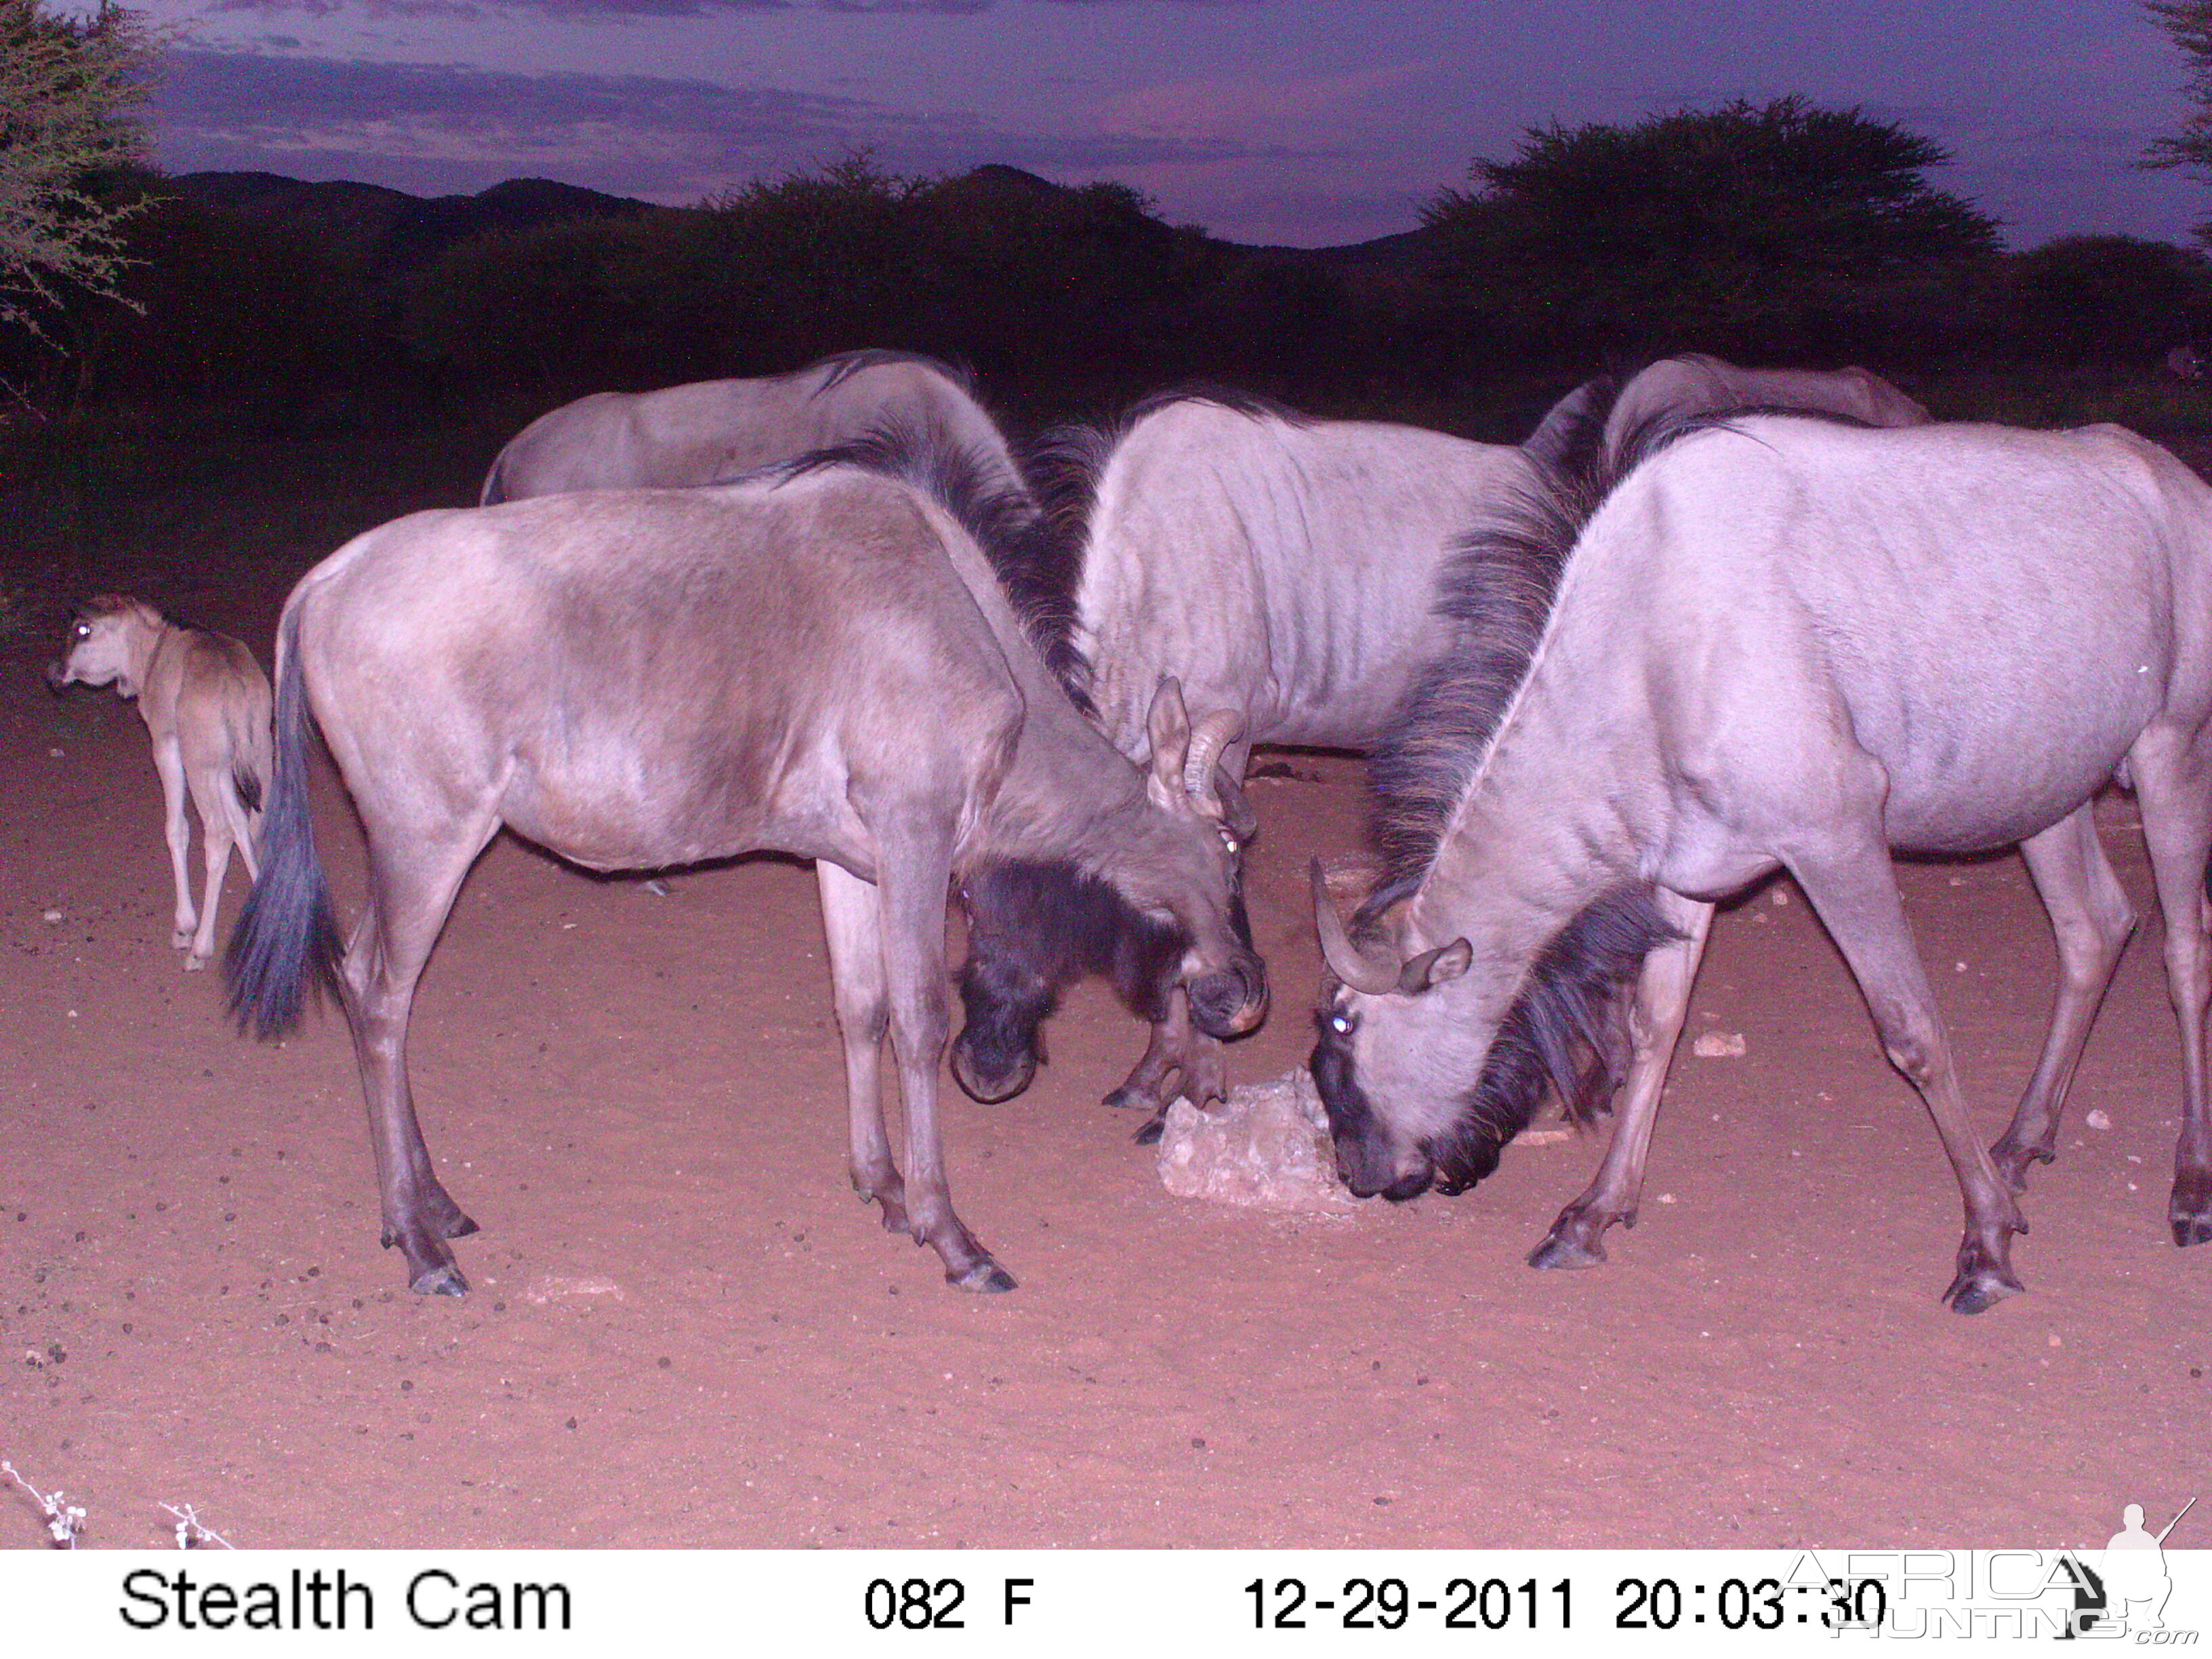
[1423,96,2001,360]
[2146,1,2212,176]
[2005,234,2212,359]
[403,152,1252,416]
[0,0,156,337]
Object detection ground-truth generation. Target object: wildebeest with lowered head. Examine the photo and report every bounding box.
[987,389,1536,1128]
[1313,411,2212,1313]
[226,426,1266,1297]
[478,349,1029,506]
[47,596,272,969]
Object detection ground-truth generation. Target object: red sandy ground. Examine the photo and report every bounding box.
[1,472,2206,1554]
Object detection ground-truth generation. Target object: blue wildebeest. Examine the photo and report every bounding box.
[1311,412,2212,1313]
[478,349,1030,507]
[975,389,1536,1127]
[226,430,1266,1296]
[47,596,272,968]
[1523,352,1930,475]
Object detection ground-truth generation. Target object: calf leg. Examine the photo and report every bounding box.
[877,834,1013,1292]
[152,739,197,954]
[816,862,906,1231]
[339,819,497,1295]
[1789,836,2027,1313]
[1530,892,1714,1268]
[2128,729,2212,1246]
[186,778,237,969]
[1990,806,2135,1189]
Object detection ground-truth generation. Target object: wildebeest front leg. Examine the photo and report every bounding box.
[2127,730,2212,1246]
[878,837,1015,1292]
[1990,806,2135,1191]
[1789,838,2028,1313]
[152,739,198,956]
[1106,987,1228,1143]
[340,828,493,1296]
[815,862,906,1233]
[1530,892,1714,1269]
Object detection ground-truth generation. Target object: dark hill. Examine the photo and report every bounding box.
[168,167,1438,277]
[167,172,657,274]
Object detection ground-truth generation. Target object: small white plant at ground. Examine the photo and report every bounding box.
[158,1502,232,1550]
[2,1458,86,1548]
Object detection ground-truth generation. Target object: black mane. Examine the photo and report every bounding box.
[960,859,1189,1023]
[774,415,1088,701]
[808,347,979,397]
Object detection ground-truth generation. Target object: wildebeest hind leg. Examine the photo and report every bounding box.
[340,820,497,1295]
[877,834,1014,1292]
[1990,806,2135,1191]
[816,862,906,1232]
[1530,893,1713,1269]
[186,785,237,968]
[1788,836,2027,1313]
[154,739,197,953]
[2127,730,2212,1246]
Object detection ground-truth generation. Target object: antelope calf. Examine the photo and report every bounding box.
[47,596,273,968]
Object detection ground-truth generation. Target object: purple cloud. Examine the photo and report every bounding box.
[155,47,1299,204]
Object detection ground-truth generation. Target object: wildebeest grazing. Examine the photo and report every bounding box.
[1313,413,2212,1313]
[226,428,1266,1297]
[478,348,1030,506]
[47,596,272,969]
[1523,352,1930,474]
[996,390,1534,1124]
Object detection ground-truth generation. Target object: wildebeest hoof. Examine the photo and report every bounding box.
[171,928,194,950]
[1103,1084,1162,1114]
[950,1260,1017,1293]
[2171,1173,2212,1246]
[1527,1229,1607,1269]
[1944,1266,2023,1315]
[1132,1113,1166,1146]
[410,1262,470,1297]
[184,953,209,972]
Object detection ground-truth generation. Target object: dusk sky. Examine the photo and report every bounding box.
[118,0,2205,249]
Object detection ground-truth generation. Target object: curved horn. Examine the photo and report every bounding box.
[1183,708,1246,815]
[1310,859,1399,996]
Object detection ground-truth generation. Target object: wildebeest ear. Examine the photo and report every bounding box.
[1398,939,1472,995]
[1145,676,1192,815]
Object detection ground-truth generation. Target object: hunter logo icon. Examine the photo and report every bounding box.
[2100,1498,2195,1634]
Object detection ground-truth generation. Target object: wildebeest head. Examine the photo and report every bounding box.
[949,678,1266,1102]
[1120,677,1268,1038]
[47,595,161,697]
[1307,861,1673,1200]
[1306,861,1481,1198]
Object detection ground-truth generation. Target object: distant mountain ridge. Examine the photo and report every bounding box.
[169,172,657,273]
[167,167,1435,276]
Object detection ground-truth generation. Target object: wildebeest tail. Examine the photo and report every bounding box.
[224,609,342,1040]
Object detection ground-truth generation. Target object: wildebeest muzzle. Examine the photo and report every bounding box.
[1308,1014,1433,1201]
[1189,950,1267,1039]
